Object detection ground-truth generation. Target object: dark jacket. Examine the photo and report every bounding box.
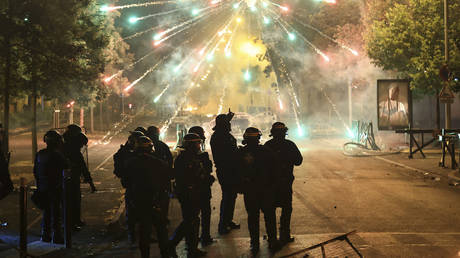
[125,152,169,208]
[113,144,136,188]
[174,150,213,200]
[33,148,69,192]
[238,144,276,196]
[210,131,239,186]
[153,140,173,168]
[264,139,303,182]
[63,142,92,185]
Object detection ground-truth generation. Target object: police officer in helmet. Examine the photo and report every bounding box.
[239,127,279,255]
[34,130,68,243]
[264,122,302,245]
[210,109,241,234]
[188,126,216,246]
[146,126,173,222]
[125,136,170,258]
[169,133,208,257]
[62,124,95,231]
[113,130,145,243]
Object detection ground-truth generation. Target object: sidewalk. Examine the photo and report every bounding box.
[373,147,460,184]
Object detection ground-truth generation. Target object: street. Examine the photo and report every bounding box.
[2,129,460,257]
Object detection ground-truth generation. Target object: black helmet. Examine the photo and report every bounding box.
[43,130,63,146]
[146,126,160,141]
[147,126,160,136]
[188,126,205,140]
[63,124,82,141]
[135,136,153,151]
[212,114,230,131]
[128,130,145,145]
[270,122,288,137]
[243,127,261,145]
[243,127,262,139]
[134,126,147,135]
[67,124,82,133]
[182,133,202,149]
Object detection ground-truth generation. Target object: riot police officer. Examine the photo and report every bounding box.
[113,130,145,243]
[125,136,170,258]
[264,122,303,245]
[33,130,68,243]
[188,126,215,246]
[62,124,95,231]
[239,127,279,255]
[169,133,208,257]
[146,126,173,221]
[210,110,241,234]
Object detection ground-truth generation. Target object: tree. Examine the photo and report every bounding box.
[365,0,460,94]
[0,0,29,153]
[0,0,123,158]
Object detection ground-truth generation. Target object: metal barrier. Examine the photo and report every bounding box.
[280,231,362,258]
[350,121,380,151]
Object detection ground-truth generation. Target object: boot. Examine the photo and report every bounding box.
[187,248,207,258]
[268,239,281,252]
[41,229,51,243]
[140,246,150,258]
[52,229,64,244]
[250,241,260,256]
[200,235,216,246]
[280,235,295,245]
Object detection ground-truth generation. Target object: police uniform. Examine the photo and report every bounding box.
[188,126,215,245]
[146,126,174,223]
[169,134,207,257]
[33,130,68,243]
[113,140,138,241]
[62,126,93,229]
[210,114,240,233]
[239,128,278,253]
[125,137,170,258]
[264,122,303,243]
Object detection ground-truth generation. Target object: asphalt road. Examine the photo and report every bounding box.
[2,129,460,257]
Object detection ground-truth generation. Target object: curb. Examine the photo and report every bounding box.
[375,156,460,186]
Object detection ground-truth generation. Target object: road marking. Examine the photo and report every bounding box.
[374,156,442,178]
[27,214,42,230]
[92,150,117,172]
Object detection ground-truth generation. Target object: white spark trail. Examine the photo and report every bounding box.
[292,13,358,56]
[136,7,187,22]
[154,5,225,46]
[154,83,171,103]
[105,1,177,11]
[124,54,172,92]
[266,8,330,62]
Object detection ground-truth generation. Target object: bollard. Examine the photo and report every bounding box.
[19,177,27,258]
[62,169,72,248]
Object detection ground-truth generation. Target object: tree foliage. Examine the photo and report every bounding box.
[365,0,460,94]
